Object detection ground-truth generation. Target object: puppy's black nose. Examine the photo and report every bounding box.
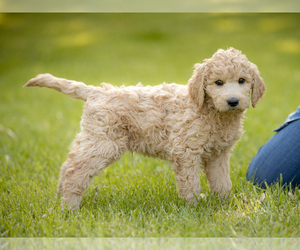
[227,98,239,107]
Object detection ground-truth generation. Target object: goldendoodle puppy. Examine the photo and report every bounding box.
[24,47,266,210]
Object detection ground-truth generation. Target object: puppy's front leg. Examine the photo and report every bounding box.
[172,156,201,204]
[203,149,232,197]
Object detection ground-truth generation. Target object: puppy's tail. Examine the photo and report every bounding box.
[23,73,95,101]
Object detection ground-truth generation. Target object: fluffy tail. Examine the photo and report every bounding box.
[24,73,95,101]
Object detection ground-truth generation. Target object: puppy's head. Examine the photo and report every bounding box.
[188,48,266,111]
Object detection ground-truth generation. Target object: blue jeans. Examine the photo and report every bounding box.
[246,106,300,189]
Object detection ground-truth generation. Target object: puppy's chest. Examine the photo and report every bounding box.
[182,117,243,153]
[208,127,242,148]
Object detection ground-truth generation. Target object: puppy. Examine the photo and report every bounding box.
[24,48,265,210]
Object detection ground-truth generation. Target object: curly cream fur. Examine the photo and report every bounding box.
[24,47,265,210]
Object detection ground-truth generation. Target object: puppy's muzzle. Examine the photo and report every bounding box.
[227,98,239,107]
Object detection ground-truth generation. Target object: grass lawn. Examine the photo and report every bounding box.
[0,13,300,238]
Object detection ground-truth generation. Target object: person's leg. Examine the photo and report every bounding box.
[246,119,300,188]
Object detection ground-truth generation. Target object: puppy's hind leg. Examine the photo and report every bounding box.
[62,157,110,211]
[58,135,82,195]
[58,154,76,195]
[60,133,127,211]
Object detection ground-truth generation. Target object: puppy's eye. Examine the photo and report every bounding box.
[238,78,246,84]
[215,80,224,86]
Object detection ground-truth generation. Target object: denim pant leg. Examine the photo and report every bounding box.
[246,119,300,188]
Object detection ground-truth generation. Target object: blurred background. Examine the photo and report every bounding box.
[0,13,299,175]
[1,0,299,12]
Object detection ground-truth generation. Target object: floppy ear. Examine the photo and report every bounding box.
[251,63,266,108]
[188,63,206,108]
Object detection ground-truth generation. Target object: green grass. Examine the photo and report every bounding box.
[0,13,300,237]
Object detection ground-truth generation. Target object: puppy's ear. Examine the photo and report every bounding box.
[251,63,266,108]
[188,63,206,108]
